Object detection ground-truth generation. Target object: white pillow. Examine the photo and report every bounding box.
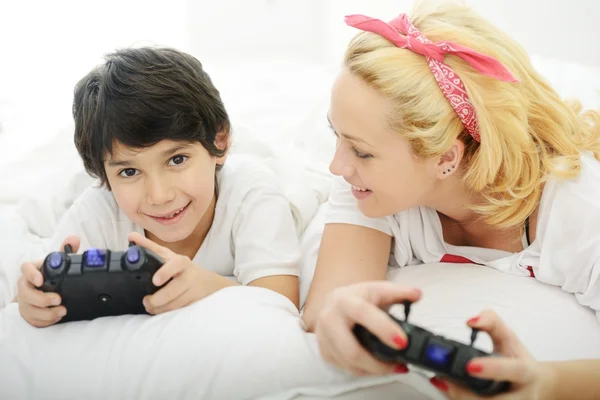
[0,286,446,400]
[2,221,599,400]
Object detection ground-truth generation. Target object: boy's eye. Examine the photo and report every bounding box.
[119,168,139,178]
[168,155,188,166]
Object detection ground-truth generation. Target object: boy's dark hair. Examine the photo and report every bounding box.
[73,47,230,189]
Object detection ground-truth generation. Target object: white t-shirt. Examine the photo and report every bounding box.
[49,155,300,285]
[325,152,600,322]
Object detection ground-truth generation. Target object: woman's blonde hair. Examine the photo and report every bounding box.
[344,0,600,229]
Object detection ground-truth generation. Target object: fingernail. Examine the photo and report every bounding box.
[430,377,448,392]
[466,361,483,374]
[143,299,149,308]
[153,276,162,286]
[467,316,480,325]
[58,308,67,317]
[392,334,407,349]
[394,364,409,374]
[52,297,61,306]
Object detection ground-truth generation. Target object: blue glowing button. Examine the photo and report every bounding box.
[424,342,453,369]
[49,253,63,269]
[85,249,106,267]
[126,247,140,264]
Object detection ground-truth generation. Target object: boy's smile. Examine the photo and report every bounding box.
[146,201,191,225]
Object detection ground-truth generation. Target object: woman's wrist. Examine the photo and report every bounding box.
[537,361,559,400]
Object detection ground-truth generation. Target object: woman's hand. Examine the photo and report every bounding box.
[314,281,422,376]
[430,310,556,400]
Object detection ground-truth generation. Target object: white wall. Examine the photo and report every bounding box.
[0,0,598,163]
[320,0,600,68]
[0,0,190,159]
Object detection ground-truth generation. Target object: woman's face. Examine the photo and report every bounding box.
[327,68,441,218]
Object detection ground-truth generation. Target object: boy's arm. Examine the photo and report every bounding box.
[232,185,301,309]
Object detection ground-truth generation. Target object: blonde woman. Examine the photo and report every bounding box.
[301,0,600,395]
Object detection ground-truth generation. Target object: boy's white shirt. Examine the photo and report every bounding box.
[49,154,301,285]
[325,152,600,322]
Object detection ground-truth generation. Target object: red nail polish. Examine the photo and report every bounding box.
[394,364,409,374]
[466,361,483,374]
[467,316,480,325]
[430,377,448,392]
[393,334,407,349]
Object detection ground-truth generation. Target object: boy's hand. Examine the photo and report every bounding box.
[128,232,233,315]
[17,236,81,327]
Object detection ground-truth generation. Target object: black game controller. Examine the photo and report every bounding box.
[353,302,510,396]
[40,243,164,323]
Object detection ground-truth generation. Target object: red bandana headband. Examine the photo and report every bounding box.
[345,13,519,142]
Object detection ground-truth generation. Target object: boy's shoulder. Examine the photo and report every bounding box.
[216,154,282,200]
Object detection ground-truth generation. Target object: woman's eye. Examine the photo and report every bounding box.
[353,148,372,159]
[119,168,139,178]
[169,155,188,166]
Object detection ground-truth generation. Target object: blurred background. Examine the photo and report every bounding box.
[0,0,599,200]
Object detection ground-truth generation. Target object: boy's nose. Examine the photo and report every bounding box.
[146,178,175,206]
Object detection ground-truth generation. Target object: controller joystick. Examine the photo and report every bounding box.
[470,328,480,346]
[402,300,412,321]
[353,302,510,396]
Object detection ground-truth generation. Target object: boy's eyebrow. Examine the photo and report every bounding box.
[160,144,192,157]
[106,159,133,167]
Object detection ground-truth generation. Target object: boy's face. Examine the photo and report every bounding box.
[104,139,225,244]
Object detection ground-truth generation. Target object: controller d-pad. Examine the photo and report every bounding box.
[85,249,106,267]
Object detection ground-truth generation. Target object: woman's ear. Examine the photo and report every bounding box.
[436,139,465,179]
[214,130,231,167]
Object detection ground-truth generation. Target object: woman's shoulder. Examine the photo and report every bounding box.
[542,152,600,209]
[537,152,600,238]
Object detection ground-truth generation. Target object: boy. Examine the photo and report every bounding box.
[16,47,300,327]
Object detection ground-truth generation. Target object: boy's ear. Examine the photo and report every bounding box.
[215,130,230,166]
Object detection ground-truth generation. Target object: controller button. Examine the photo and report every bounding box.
[126,247,141,263]
[85,249,106,267]
[49,253,63,269]
[424,340,454,370]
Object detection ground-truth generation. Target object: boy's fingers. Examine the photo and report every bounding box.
[18,278,61,308]
[152,257,188,287]
[127,232,172,260]
[60,235,81,253]
[22,262,44,287]
[20,303,66,323]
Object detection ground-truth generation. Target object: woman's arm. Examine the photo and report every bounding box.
[301,222,392,331]
[543,359,600,400]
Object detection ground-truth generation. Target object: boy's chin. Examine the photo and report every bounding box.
[142,222,195,245]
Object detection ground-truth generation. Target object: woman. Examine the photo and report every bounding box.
[301,0,600,396]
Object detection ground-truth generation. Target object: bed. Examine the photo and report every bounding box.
[1,55,599,399]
